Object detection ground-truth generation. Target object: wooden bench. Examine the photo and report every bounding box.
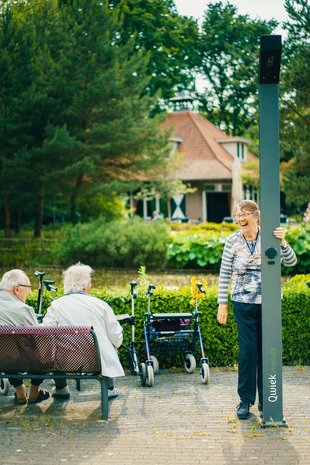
[0,325,110,420]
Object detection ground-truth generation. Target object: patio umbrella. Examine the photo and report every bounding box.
[231,156,244,215]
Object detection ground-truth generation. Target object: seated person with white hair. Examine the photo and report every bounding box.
[42,263,124,398]
[0,269,50,404]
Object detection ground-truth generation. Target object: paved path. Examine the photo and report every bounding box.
[0,367,309,465]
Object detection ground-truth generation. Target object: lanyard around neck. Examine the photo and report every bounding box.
[243,229,259,256]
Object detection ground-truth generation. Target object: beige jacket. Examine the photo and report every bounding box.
[42,293,124,377]
[0,291,38,326]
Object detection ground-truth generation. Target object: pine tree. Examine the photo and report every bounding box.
[0,0,170,235]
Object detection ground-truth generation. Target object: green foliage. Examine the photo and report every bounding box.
[109,0,199,101]
[170,221,238,233]
[0,238,60,268]
[27,281,310,368]
[280,0,310,212]
[284,272,310,291]
[137,265,151,291]
[0,0,170,237]
[1,222,308,273]
[197,1,277,135]
[167,231,227,269]
[167,223,309,273]
[282,284,310,365]
[58,217,169,269]
[284,224,310,274]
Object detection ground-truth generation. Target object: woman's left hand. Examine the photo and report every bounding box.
[273,227,287,247]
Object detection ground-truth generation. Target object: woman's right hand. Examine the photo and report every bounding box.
[217,303,228,325]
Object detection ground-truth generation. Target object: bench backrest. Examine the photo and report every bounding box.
[0,325,101,374]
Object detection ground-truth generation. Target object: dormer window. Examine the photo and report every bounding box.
[169,136,183,155]
[216,136,250,163]
[237,142,245,161]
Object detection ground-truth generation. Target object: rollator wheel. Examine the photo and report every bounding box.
[184,354,196,373]
[140,363,147,387]
[146,364,154,387]
[200,362,210,384]
[0,378,10,395]
[150,355,159,374]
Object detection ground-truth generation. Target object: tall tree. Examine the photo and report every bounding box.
[0,0,171,236]
[280,0,310,212]
[197,1,277,136]
[56,0,170,223]
[108,0,199,102]
[0,0,40,235]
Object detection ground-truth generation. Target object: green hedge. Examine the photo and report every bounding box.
[28,276,310,368]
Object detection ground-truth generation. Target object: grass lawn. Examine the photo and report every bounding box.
[0,266,219,293]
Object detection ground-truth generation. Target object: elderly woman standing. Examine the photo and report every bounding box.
[43,263,124,398]
[217,200,296,420]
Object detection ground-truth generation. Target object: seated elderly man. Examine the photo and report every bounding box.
[42,263,124,398]
[0,269,50,404]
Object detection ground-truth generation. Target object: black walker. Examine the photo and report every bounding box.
[35,270,58,323]
[116,281,140,377]
[140,283,210,387]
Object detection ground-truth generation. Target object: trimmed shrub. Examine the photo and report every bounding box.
[28,277,310,368]
[58,217,169,268]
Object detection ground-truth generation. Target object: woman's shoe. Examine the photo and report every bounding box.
[236,401,250,419]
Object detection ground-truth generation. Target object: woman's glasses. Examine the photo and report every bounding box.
[234,212,253,219]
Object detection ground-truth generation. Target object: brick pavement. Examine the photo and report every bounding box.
[0,366,309,465]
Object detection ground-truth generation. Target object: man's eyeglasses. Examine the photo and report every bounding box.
[17,283,32,288]
[234,213,253,219]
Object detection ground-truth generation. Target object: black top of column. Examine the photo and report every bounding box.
[259,35,282,84]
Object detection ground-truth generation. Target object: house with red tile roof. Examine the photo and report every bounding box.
[132,107,258,223]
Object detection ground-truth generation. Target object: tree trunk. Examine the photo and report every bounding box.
[34,182,45,238]
[70,175,83,224]
[14,209,21,234]
[3,196,11,238]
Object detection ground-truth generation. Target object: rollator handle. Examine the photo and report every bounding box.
[197,283,206,294]
[130,280,137,299]
[43,280,58,292]
[146,284,156,296]
[34,271,46,277]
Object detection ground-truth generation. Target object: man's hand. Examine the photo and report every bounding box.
[217,303,228,325]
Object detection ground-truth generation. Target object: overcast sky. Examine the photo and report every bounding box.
[174,0,288,34]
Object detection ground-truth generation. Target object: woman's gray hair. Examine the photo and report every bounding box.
[0,269,28,291]
[63,263,94,294]
[236,200,260,224]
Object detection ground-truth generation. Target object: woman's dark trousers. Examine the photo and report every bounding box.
[233,302,262,405]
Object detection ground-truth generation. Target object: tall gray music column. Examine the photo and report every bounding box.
[259,35,287,427]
